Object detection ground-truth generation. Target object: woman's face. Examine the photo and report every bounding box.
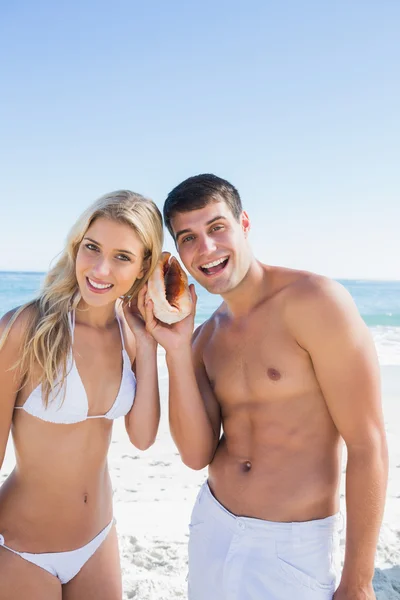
[75,217,146,307]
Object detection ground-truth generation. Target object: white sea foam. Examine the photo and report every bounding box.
[372,327,400,366]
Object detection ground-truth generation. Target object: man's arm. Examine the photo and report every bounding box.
[142,288,221,470]
[289,277,388,599]
[166,324,221,470]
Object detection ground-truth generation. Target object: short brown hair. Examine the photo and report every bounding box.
[163,174,242,238]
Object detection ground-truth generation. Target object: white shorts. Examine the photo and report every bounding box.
[188,482,341,600]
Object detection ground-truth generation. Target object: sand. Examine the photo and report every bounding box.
[1,361,399,598]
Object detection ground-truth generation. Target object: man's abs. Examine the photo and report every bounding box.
[208,398,343,523]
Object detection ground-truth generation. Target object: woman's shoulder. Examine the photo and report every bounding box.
[0,302,37,348]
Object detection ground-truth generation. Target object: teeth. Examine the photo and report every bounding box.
[201,257,227,269]
[88,278,113,290]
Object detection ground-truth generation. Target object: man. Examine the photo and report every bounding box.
[144,174,388,600]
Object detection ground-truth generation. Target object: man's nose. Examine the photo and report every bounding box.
[198,235,217,255]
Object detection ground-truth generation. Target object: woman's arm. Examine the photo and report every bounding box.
[124,336,160,451]
[122,288,160,451]
[0,308,28,470]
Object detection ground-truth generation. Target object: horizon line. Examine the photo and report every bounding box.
[0,269,399,284]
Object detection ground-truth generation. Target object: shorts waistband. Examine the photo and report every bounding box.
[198,481,342,541]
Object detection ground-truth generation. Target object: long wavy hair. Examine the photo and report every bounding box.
[0,190,163,406]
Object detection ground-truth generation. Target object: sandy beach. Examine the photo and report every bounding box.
[1,360,399,599]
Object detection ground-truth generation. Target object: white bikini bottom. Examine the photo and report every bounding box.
[0,518,114,584]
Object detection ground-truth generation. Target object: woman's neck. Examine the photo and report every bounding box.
[75,299,117,329]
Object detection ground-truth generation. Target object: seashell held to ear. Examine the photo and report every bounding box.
[146,252,192,324]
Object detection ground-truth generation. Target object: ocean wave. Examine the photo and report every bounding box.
[371,326,400,366]
[363,315,400,328]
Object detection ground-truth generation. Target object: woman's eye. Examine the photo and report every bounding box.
[85,243,99,252]
[116,254,131,262]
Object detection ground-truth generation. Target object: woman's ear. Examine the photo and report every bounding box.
[137,254,151,280]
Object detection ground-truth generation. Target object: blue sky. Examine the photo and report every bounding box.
[1,1,399,279]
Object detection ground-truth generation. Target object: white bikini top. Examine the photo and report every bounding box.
[14,311,136,424]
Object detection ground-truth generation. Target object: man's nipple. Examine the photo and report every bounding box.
[267,368,281,381]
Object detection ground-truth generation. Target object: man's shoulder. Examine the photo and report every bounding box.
[269,266,350,309]
[278,269,361,337]
[192,303,225,348]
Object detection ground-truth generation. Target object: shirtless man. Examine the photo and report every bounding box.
[145,174,388,600]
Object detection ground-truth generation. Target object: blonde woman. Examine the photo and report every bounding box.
[0,191,163,599]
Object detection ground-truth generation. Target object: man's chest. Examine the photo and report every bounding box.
[203,321,317,405]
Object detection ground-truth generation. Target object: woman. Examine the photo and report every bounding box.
[0,190,163,599]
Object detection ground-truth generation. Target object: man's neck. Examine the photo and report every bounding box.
[221,259,272,319]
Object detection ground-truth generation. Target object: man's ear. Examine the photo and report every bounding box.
[241,211,251,237]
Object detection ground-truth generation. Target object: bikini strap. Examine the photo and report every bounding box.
[0,533,20,556]
[68,310,75,343]
[116,315,126,351]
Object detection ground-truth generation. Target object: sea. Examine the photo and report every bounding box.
[1,271,399,366]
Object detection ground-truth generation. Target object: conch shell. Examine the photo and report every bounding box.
[146,252,192,324]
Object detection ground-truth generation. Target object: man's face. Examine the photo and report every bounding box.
[171,200,251,295]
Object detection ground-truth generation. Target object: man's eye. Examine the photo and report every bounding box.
[211,225,223,232]
[182,235,194,243]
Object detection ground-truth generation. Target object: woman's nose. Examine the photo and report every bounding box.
[92,256,111,278]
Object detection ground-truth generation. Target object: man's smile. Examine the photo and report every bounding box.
[198,256,229,276]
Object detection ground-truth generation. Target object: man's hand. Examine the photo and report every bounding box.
[142,284,197,354]
[333,581,376,599]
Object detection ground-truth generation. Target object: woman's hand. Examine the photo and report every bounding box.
[123,286,157,349]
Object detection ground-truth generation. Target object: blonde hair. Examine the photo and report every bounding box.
[1,190,163,406]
